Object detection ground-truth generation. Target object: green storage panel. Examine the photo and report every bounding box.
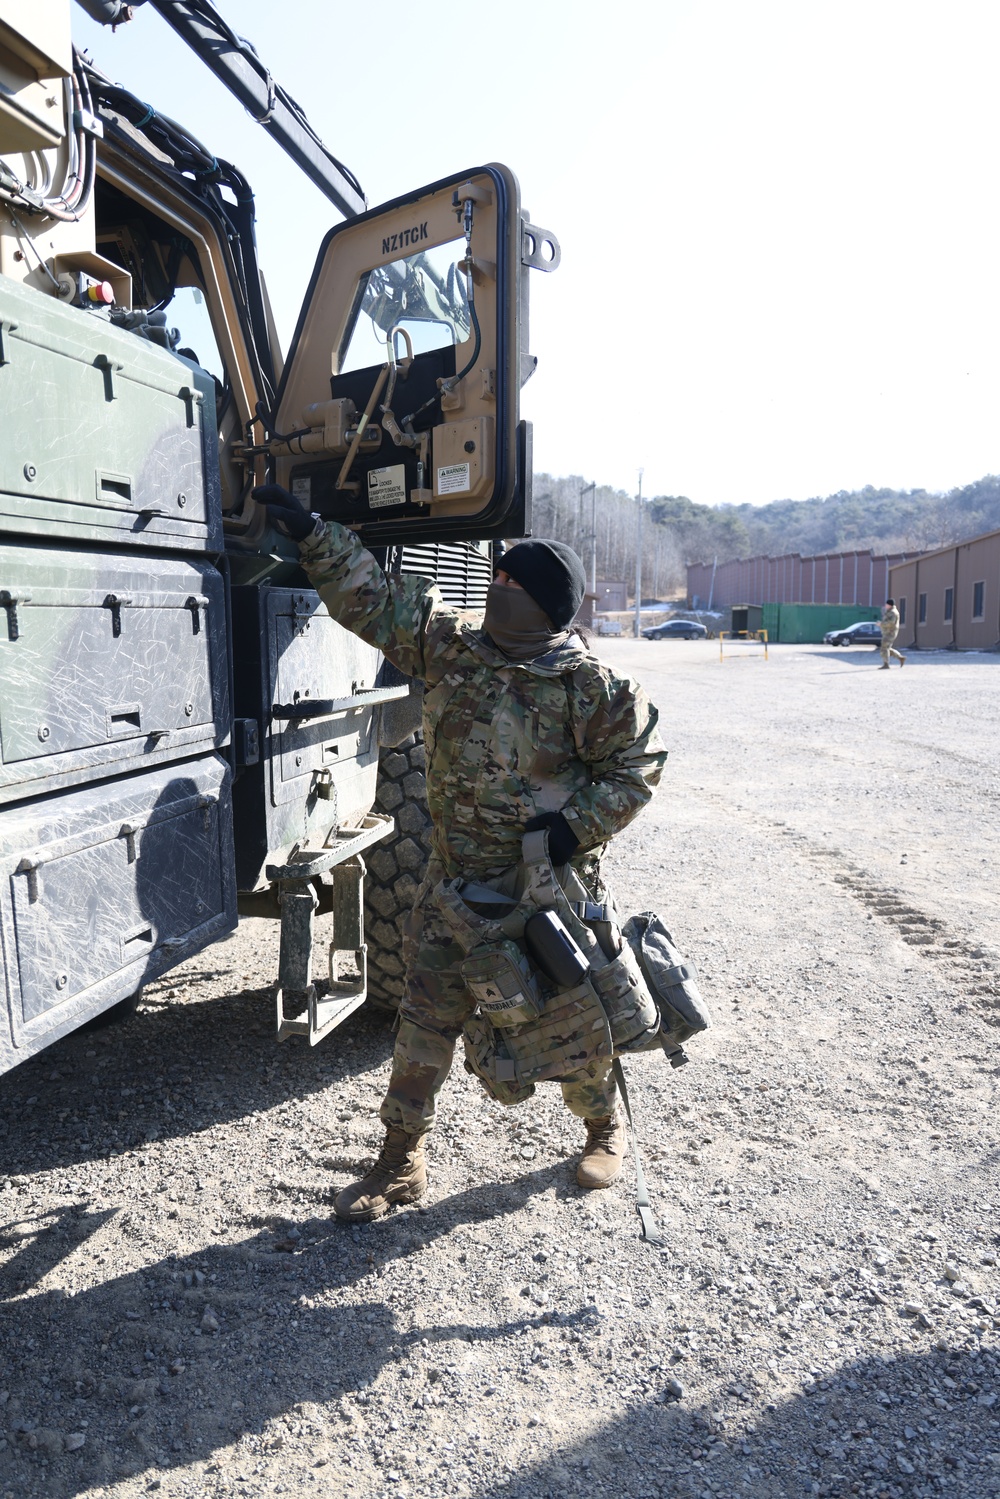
[0,541,229,805]
[762,603,880,643]
[0,273,221,552]
[0,755,236,1071]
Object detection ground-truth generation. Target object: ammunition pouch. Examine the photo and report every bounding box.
[462,1013,536,1106]
[494,977,612,1084]
[447,852,710,1244]
[622,911,712,1064]
[437,830,662,1103]
[461,976,612,1102]
[587,938,661,1054]
[515,831,659,1055]
[459,940,542,1028]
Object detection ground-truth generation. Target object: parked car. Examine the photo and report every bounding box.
[824,621,883,646]
[643,619,709,641]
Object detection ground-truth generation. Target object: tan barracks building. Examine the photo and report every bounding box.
[890,528,1000,651]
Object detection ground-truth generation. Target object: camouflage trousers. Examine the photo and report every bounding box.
[880,635,904,666]
[380,870,618,1135]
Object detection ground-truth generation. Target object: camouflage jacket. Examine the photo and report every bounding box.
[881,605,900,641]
[300,523,667,878]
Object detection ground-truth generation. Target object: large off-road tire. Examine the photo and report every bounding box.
[81,989,143,1031]
[364,734,432,1010]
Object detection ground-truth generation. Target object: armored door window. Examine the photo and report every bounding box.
[340,239,471,372]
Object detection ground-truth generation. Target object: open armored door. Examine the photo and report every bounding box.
[265,164,558,543]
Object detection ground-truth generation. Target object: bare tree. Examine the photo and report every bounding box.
[531,474,686,600]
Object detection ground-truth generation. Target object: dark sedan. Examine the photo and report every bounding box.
[643,619,709,641]
[824,620,883,647]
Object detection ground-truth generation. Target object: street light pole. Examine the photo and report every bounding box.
[634,468,644,638]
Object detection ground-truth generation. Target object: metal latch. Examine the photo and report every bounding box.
[94,352,123,400]
[0,589,31,641]
[103,593,133,638]
[15,856,41,902]
[0,318,18,366]
[185,595,207,633]
[178,383,203,428]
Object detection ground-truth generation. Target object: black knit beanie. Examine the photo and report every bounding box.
[498,539,586,628]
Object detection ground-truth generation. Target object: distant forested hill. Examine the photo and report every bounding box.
[651,476,1000,565]
[531,472,1000,599]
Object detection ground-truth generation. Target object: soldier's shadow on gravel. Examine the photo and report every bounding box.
[0,987,397,1178]
[463,1345,1000,1499]
[0,1165,587,1498]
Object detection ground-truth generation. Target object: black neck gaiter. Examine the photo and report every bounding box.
[483,582,569,661]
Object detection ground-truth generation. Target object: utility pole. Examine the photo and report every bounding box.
[634,468,644,638]
[580,480,597,599]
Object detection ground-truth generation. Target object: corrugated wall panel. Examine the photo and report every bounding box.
[688,548,918,609]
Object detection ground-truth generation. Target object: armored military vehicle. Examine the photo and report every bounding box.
[0,0,559,1072]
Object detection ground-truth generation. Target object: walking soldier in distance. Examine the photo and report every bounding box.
[879,598,905,669]
[255,486,667,1222]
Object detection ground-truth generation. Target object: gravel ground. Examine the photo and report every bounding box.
[1,638,998,1499]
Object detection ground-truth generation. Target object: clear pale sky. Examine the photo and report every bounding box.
[73,0,1000,506]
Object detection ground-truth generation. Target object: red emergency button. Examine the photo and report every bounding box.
[86,281,115,305]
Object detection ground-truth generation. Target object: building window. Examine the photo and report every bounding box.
[899,597,906,625]
[918,593,927,624]
[973,581,985,620]
[944,587,953,622]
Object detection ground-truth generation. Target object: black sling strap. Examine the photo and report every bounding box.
[612,1056,665,1248]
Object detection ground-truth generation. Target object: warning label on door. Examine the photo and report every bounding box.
[436,463,470,496]
[367,464,407,509]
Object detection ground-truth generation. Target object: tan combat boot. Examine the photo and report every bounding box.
[576,1111,626,1189]
[333,1127,428,1223]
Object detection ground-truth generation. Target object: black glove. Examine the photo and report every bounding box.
[252,483,320,543]
[525,811,580,865]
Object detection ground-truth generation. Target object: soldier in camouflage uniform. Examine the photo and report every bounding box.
[256,486,667,1222]
[879,599,905,668]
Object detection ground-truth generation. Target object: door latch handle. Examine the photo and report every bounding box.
[15,856,41,902]
[0,589,31,641]
[103,593,134,637]
[184,595,207,633]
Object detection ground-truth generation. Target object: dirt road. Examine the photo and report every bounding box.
[1,638,998,1499]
